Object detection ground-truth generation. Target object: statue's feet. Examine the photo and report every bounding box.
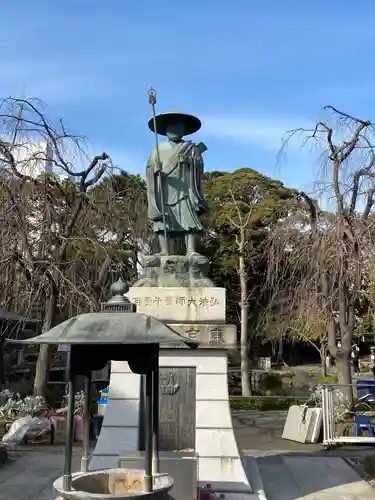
[143,253,164,268]
[133,277,157,287]
[187,251,209,269]
[186,250,204,259]
[186,250,201,257]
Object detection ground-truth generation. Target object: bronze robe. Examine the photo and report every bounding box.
[146,140,208,234]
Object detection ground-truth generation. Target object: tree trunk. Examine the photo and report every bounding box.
[320,343,327,377]
[240,303,251,396]
[335,349,353,405]
[239,251,251,396]
[33,291,57,397]
[276,335,285,366]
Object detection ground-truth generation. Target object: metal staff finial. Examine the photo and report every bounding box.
[148,87,157,106]
[147,87,169,255]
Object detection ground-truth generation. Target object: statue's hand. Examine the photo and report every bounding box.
[149,210,163,222]
[195,199,209,214]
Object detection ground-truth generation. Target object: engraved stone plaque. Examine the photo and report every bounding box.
[126,287,225,323]
[167,323,237,348]
[158,367,196,451]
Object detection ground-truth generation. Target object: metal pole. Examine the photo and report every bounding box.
[138,375,146,451]
[144,372,153,492]
[64,348,71,399]
[148,87,169,255]
[328,388,335,442]
[81,372,92,473]
[152,364,160,474]
[63,376,76,491]
[322,387,327,445]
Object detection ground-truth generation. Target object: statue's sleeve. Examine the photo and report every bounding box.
[189,147,209,214]
[146,152,163,221]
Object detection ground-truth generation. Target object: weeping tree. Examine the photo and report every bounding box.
[265,106,375,401]
[53,172,150,321]
[0,97,115,396]
[92,171,150,284]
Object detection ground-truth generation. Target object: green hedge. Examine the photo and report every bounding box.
[229,396,308,411]
[316,375,338,385]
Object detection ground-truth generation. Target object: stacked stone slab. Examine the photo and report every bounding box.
[91,285,253,495]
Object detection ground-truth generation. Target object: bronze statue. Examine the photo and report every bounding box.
[146,90,208,256]
[135,89,213,287]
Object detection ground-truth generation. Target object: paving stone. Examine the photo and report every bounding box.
[0,446,80,500]
[253,455,303,500]
[283,456,375,499]
[1,412,375,499]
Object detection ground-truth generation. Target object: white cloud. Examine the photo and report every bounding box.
[3,137,110,179]
[202,115,314,153]
[10,139,51,178]
[4,131,146,180]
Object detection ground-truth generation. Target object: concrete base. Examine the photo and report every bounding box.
[91,349,252,494]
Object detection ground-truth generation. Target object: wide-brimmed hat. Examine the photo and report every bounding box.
[148,111,201,136]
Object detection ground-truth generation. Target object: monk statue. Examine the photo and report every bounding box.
[146,111,209,256]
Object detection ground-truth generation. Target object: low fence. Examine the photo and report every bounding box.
[321,382,375,447]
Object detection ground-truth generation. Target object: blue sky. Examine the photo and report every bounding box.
[1,1,375,191]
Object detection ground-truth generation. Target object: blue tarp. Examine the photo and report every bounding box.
[356,379,375,400]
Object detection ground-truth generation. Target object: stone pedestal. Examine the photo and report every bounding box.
[126,286,226,324]
[91,350,251,493]
[91,286,253,495]
[133,254,214,288]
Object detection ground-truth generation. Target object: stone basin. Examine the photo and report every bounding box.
[54,468,173,500]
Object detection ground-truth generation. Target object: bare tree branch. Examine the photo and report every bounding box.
[266,105,375,399]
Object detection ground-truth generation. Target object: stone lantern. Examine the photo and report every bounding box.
[11,278,198,500]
